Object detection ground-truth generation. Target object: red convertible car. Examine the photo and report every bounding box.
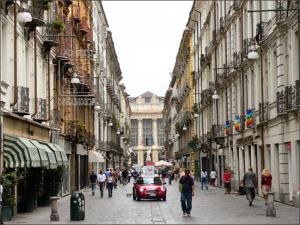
[133,175,167,201]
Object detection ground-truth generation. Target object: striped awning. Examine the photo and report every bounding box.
[53,144,69,166]
[39,142,63,166]
[39,142,68,166]
[30,140,56,169]
[3,135,41,168]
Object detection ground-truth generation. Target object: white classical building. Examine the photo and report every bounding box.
[129,92,165,165]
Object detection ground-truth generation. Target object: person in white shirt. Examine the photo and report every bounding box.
[97,170,106,198]
[210,169,217,187]
[201,170,208,190]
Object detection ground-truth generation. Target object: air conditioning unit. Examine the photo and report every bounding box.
[12,86,30,116]
[33,98,48,122]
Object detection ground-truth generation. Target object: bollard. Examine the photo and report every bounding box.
[50,197,60,221]
[266,191,276,217]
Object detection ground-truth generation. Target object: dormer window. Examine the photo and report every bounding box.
[144,97,151,104]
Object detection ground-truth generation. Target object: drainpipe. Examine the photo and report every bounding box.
[213,0,217,178]
[46,51,51,121]
[10,2,17,107]
[32,30,37,117]
[259,0,265,169]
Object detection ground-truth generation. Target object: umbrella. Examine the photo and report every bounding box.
[155,160,173,167]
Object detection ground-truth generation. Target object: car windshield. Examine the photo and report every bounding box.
[136,177,162,185]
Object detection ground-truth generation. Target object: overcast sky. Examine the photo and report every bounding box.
[102,0,193,97]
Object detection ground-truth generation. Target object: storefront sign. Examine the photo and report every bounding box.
[236,136,253,146]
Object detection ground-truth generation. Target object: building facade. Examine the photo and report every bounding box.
[185,0,299,206]
[129,92,164,166]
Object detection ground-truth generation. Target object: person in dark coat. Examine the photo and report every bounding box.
[89,171,97,196]
[243,168,257,206]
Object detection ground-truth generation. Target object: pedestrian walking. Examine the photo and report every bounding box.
[179,169,195,216]
[122,169,128,186]
[243,168,257,206]
[200,170,208,190]
[223,168,232,194]
[210,168,217,187]
[97,170,106,198]
[128,169,131,183]
[261,168,272,205]
[107,173,114,197]
[89,171,97,196]
[168,169,174,185]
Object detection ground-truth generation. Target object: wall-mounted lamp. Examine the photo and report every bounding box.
[176,133,180,138]
[94,105,101,112]
[71,73,80,84]
[183,124,187,131]
[212,90,219,100]
[108,120,113,127]
[194,113,199,118]
[247,50,260,60]
[116,129,120,135]
[17,10,32,23]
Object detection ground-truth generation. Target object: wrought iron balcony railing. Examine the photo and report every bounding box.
[259,102,269,123]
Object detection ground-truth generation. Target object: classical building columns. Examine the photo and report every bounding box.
[152,118,158,146]
[138,119,143,146]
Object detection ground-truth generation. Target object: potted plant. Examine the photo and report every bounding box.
[188,135,199,151]
[1,170,22,221]
[51,19,66,34]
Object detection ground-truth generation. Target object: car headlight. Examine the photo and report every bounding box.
[139,187,145,192]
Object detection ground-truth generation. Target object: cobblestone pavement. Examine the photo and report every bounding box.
[6,180,300,224]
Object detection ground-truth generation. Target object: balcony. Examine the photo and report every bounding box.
[106,141,123,154]
[12,86,30,116]
[243,38,255,58]
[33,98,48,122]
[259,102,269,124]
[233,52,242,68]
[25,2,47,31]
[50,110,62,128]
[211,125,225,146]
[200,89,213,109]
[277,81,300,114]
[43,27,59,53]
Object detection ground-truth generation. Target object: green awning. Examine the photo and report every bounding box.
[39,142,68,166]
[30,140,57,169]
[3,135,41,168]
[53,144,69,166]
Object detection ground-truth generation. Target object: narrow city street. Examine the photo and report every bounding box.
[7,180,299,224]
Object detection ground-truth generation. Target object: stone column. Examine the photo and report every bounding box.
[278,143,289,203]
[271,144,280,200]
[239,147,245,181]
[291,141,300,205]
[138,149,144,165]
[138,119,143,146]
[250,145,257,173]
[152,119,158,147]
[257,146,262,196]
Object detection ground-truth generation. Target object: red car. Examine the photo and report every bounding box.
[133,175,167,201]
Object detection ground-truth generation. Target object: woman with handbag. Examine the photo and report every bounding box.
[261,168,272,205]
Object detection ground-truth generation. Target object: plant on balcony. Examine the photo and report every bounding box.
[51,19,66,33]
[33,0,53,11]
[76,121,85,144]
[188,135,199,151]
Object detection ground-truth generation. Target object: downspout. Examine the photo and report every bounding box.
[213,0,217,175]
[45,51,51,121]
[10,2,17,107]
[32,30,37,117]
[259,0,265,168]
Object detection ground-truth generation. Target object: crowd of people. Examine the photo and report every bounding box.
[89,168,141,198]
[90,165,273,217]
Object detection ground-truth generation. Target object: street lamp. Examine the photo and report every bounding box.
[94,105,101,112]
[108,120,113,127]
[71,73,80,84]
[182,124,187,131]
[176,133,180,138]
[212,90,219,100]
[248,50,260,60]
[116,129,120,135]
[17,10,32,23]
[194,113,199,118]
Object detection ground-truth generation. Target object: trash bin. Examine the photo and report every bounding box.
[70,192,85,220]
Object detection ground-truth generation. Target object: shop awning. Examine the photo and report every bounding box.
[30,140,57,169]
[39,142,64,166]
[53,144,69,165]
[29,140,49,168]
[88,150,104,163]
[3,135,41,168]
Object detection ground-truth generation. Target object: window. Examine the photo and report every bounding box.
[130,119,138,146]
[143,119,153,146]
[157,119,165,146]
[144,97,151,104]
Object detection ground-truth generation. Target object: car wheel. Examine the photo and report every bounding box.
[162,196,166,201]
[136,195,141,201]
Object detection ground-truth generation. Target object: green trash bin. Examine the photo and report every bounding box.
[70,192,85,220]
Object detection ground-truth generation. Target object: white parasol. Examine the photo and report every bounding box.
[155,160,173,167]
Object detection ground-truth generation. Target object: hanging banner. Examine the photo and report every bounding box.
[234,115,241,132]
[224,120,230,136]
[245,109,254,128]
